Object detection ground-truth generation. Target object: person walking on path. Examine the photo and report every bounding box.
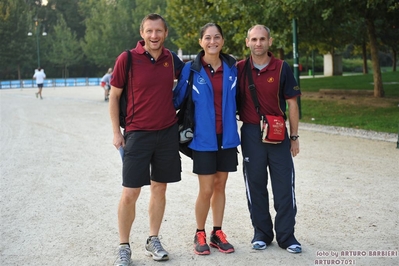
[237,25,302,254]
[109,13,184,266]
[101,68,113,101]
[33,67,46,99]
[174,23,240,256]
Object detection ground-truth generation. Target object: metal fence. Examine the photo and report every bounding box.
[0,78,101,89]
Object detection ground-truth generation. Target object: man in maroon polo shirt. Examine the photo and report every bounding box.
[109,13,184,266]
[237,25,302,254]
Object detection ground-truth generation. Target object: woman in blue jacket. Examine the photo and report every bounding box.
[174,23,240,256]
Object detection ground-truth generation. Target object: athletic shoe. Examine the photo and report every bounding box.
[194,231,210,255]
[35,93,38,98]
[145,236,169,261]
[210,230,235,253]
[114,244,132,266]
[286,244,302,254]
[252,240,267,250]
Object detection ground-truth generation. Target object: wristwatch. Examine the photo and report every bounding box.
[290,135,299,141]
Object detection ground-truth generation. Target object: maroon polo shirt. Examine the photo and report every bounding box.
[201,57,223,134]
[237,53,300,124]
[111,41,179,132]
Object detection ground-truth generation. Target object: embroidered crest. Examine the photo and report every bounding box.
[197,76,206,84]
[267,77,274,83]
[163,62,169,67]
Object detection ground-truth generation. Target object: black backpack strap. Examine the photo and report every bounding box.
[124,49,132,87]
[119,49,132,132]
[187,70,194,104]
[184,70,194,125]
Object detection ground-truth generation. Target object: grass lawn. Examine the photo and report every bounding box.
[297,71,399,134]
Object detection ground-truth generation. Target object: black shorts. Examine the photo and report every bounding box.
[192,134,238,175]
[122,123,181,188]
[37,83,43,88]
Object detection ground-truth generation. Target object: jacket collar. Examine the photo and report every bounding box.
[191,50,236,72]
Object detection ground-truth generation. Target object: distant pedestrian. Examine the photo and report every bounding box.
[101,68,112,101]
[33,67,46,99]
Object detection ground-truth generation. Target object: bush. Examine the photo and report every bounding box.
[285,57,373,73]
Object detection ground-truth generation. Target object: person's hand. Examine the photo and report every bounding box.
[290,139,300,157]
[113,131,125,150]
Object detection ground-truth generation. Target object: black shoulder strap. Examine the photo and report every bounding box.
[185,70,194,115]
[245,58,260,115]
[119,49,132,132]
[124,49,132,88]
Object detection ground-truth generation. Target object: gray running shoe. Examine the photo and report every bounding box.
[144,236,169,261]
[114,244,132,266]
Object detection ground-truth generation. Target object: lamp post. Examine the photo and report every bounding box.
[28,17,47,68]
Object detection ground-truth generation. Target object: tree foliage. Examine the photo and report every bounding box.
[46,14,82,77]
[81,0,133,68]
[0,0,34,79]
[0,0,397,98]
[166,0,268,57]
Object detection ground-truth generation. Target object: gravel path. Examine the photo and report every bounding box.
[1,86,398,266]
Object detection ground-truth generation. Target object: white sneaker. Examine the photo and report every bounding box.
[286,244,302,254]
[145,236,169,261]
[114,244,132,266]
[252,241,267,250]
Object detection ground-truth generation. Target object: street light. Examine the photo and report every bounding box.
[28,18,47,68]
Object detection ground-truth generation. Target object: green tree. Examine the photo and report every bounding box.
[133,0,180,51]
[0,0,34,79]
[378,7,399,72]
[259,0,398,97]
[46,0,86,39]
[166,0,267,58]
[346,0,398,97]
[82,0,136,68]
[46,14,82,77]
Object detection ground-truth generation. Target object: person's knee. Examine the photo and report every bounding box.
[213,173,228,193]
[198,185,214,199]
[121,187,140,205]
[150,181,167,196]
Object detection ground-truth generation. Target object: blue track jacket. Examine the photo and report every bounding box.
[173,51,240,152]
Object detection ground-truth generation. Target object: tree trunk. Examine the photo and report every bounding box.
[392,48,397,72]
[362,41,368,74]
[366,18,384,97]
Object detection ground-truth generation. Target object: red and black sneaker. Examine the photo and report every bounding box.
[210,230,235,253]
[194,231,210,255]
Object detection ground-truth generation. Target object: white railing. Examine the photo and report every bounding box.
[0,77,102,89]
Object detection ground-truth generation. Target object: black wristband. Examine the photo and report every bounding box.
[290,135,299,141]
